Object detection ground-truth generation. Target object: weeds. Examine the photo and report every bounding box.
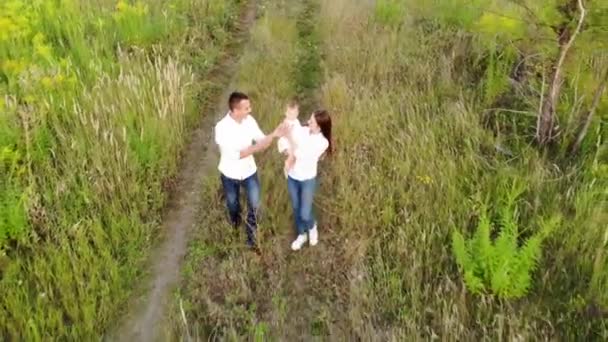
[0,0,244,339]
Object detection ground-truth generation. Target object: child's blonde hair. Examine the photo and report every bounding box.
[287,97,299,109]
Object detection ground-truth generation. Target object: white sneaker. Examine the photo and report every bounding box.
[291,234,308,251]
[309,224,318,246]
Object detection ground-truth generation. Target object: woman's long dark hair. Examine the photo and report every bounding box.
[313,109,333,155]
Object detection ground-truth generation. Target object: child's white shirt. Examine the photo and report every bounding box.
[277,118,302,153]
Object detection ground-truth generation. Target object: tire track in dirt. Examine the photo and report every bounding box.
[253,0,354,341]
[107,2,259,341]
[274,0,355,338]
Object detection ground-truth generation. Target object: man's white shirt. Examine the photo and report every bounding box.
[215,113,265,180]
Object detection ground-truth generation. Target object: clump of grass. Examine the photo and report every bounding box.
[374,0,406,27]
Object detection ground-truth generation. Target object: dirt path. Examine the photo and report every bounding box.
[107,2,258,341]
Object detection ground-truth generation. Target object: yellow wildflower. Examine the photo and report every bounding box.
[416,175,433,185]
[2,59,17,73]
[41,76,53,89]
[13,14,29,31]
[35,44,53,61]
[54,74,65,84]
[135,2,148,16]
[0,18,16,40]
[5,1,24,14]
[116,1,128,12]
[2,59,27,75]
[33,33,53,60]
[32,32,45,46]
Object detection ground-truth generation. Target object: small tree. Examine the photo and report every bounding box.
[452,185,560,299]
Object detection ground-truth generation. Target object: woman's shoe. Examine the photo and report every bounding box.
[309,224,318,246]
[291,234,308,250]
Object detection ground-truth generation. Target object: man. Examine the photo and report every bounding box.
[214,91,287,247]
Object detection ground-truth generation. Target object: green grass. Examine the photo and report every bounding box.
[318,0,607,339]
[0,0,244,339]
[3,0,606,340]
[294,0,322,112]
[174,0,607,340]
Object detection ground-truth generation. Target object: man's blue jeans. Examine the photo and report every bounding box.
[220,172,260,246]
[287,176,317,235]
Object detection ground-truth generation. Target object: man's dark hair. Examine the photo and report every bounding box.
[228,91,249,111]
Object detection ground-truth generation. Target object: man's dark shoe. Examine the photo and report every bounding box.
[249,243,262,256]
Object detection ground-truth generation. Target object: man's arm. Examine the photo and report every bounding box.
[215,122,286,161]
[237,116,279,158]
[238,133,276,159]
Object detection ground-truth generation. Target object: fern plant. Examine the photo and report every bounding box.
[452,184,560,299]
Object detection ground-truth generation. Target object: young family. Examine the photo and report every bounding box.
[214,91,332,251]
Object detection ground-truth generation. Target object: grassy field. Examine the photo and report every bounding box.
[0,0,245,339]
[173,0,607,340]
[1,0,606,340]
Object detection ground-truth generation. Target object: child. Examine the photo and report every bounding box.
[277,99,301,176]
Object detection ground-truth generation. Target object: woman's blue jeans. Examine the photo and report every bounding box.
[287,176,317,235]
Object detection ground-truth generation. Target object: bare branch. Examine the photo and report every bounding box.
[536,0,587,145]
[551,0,587,103]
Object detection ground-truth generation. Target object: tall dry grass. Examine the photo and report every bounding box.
[318,0,607,339]
[0,0,244,339]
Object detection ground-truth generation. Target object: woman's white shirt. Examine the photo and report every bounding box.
[287,126,329,181]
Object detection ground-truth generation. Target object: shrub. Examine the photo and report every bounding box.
[452,181,560,299]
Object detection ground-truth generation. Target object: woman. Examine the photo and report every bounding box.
[284,109,333,251]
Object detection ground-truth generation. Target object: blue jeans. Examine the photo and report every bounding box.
[287,176,317,235]
[220,172,261,246]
